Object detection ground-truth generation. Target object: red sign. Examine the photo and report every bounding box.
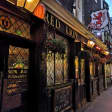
[88,9,108,30]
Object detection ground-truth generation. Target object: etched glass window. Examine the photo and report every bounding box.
[47,51,55,86]
[46,32,68,86]
[55,34,68,84]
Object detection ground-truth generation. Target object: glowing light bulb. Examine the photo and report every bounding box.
[27,0,33,2]
[105,51,109,55]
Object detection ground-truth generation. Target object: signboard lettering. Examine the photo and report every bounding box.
[45,12,61,29]
[54,86,72,112]
[45,12,78,39]
[7,74,28,95]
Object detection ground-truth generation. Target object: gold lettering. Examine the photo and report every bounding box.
[50,15,54,27]
[45,13,50,24]
[75,32,78,38]
[56,19,60,29]
[72,31,75,38]
[66,26,69,35]
[69,28,73,36]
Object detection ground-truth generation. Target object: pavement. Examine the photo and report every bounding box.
[84,87,112,112]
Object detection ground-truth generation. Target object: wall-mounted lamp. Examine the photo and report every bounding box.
[96,32,101,36]
[6,0,40,12]
[104,51,109,55]
[87,40,95,48]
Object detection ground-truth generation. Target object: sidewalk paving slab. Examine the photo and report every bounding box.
[84,87,112,112]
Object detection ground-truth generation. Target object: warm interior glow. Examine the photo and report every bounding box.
[105,51,109,55]
[96,46,101,50]
[17,0,40,12]
[89,41,95,46]
[27,0,33,2]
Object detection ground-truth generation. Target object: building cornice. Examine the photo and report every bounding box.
[41,0,108,51]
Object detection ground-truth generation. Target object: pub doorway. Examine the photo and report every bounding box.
[0,33,34,112]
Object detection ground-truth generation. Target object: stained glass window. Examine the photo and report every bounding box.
[8,45,29,95]
[0,10,31,39]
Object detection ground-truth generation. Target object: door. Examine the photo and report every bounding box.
[0,39,30,112]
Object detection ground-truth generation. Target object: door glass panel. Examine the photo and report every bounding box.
[80,59,85,85]
[2,45,29,112]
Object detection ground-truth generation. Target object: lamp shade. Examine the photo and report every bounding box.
[24,0,40,12]
[87,40,95,48]
[7,0,40,12]
[33,3,46,19]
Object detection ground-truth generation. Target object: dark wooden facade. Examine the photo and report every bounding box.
[0,1,109,112]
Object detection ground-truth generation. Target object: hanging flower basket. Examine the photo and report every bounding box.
[45,38,66,53]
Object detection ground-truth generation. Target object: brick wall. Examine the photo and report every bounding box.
[56,0,74,13]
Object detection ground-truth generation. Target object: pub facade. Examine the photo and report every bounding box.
[0,0,109,112]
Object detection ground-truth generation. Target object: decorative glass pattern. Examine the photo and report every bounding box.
[0,10,31,39]
[55,34,68,84]
[7,45,29,95]
[46,32,68,86]
[47,51,54,86]
[55,53,63,84]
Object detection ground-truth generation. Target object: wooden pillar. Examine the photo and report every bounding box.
[68,40,76,110]
[68,40,75,80]
[29,20,47,112]
[85,58,91,102]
